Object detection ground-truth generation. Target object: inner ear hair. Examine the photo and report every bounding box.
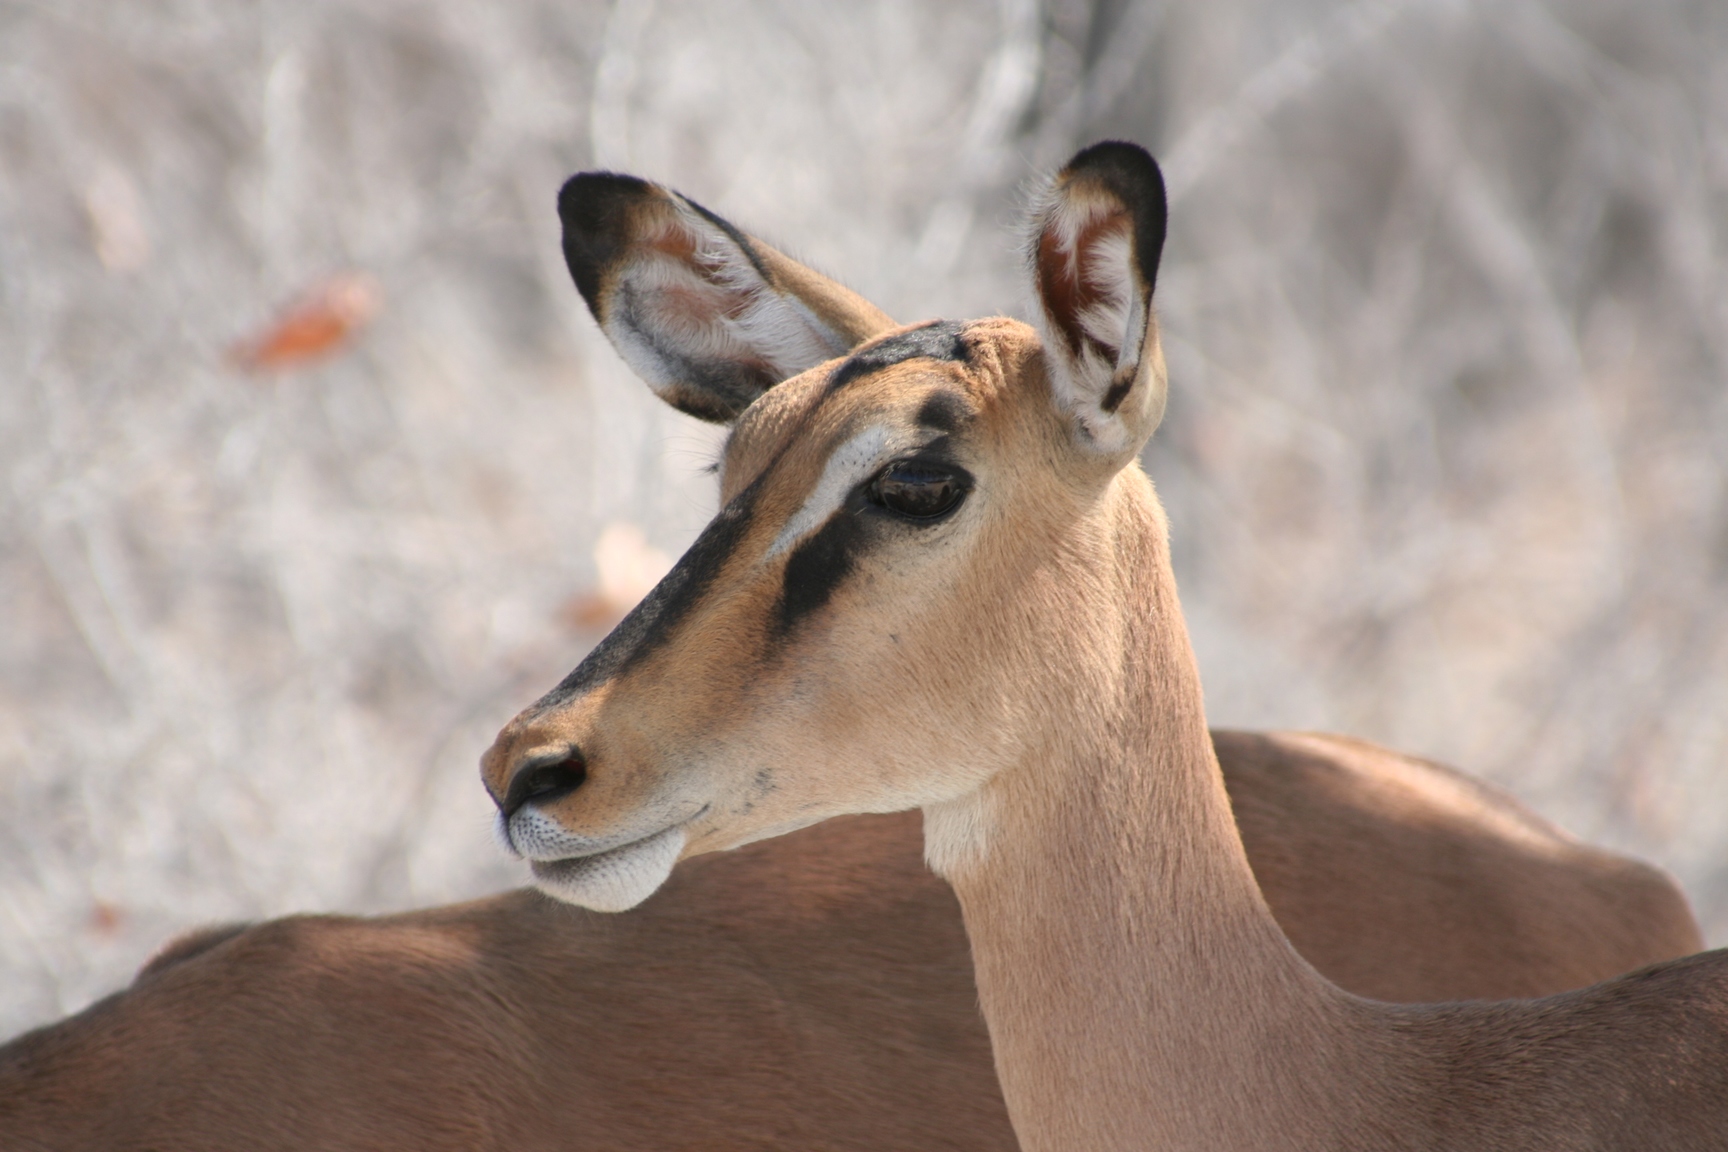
[1028,141,1169,447]
[558,172,893,424]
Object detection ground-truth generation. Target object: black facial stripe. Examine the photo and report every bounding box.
[773,447,967,635]
[826,320,969,394]
[915,390,971,433]
[775,488,871,636]
[533,476,765,710]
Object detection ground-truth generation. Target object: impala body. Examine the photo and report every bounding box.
[485,143,1728,1150]
[1,146,1708,1152]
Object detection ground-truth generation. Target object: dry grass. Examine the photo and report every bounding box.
[2,0,1725,1036]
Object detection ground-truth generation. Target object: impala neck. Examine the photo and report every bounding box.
[925,468,1398,1152]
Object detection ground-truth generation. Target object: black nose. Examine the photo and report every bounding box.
[499,748,587,819]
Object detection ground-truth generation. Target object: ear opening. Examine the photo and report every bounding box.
[559,174,894,423]
[1029,141,1169,457]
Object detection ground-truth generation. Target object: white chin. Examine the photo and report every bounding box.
[529,825,687,912]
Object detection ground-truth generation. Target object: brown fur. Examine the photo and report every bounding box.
[7,156,1705,1150]
[486,145,1727,1149]
[1218,731,1700,1001]
[0,816,1002,1152]
[133,922,251,979]
[0,738,1702,1150]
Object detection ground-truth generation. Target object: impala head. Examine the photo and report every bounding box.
[483,142,1170,910]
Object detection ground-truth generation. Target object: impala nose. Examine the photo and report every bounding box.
[494,747,588,820]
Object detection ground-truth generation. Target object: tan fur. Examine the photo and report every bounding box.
[752,241,896,348]
[489,148,1727,1149]
[5,306,1703,1152]
[0,757,1701,1150]
[10,156,1701,1149]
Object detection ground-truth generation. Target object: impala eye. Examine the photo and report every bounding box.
[868,462,969,520]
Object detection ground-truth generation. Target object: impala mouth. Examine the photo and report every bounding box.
[526,808,708,913]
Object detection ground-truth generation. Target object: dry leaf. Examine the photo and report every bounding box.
[560,522,674,633]
[84,166,151,274]
[88,901,124,937]
[230,272,382,372]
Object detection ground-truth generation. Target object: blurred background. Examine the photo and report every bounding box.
[2,0,1725,1036]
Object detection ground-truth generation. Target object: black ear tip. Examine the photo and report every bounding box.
[557,171,661,313]
[1064,139,1153,167]
[1051,140,1168,293]
[557,171,655,234]
[1059,141,1166,204]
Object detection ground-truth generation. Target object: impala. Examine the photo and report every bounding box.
[0,743,1700,1151]
[1,152,1705,1152]
[485,142,1728,1150]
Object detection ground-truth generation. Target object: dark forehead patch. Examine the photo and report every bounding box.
[827,320,969,393]
[916,390,972,433]
[531,475,764,711]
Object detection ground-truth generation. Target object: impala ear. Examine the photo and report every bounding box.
[1029,141,1169,459]
[558,173,896,424]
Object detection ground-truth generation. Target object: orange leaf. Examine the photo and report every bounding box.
[231,272,382,372]
[559,591,627,633]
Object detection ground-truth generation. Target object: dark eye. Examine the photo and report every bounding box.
[868,462,968,520]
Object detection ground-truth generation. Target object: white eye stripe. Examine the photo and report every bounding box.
[763,424,898,560]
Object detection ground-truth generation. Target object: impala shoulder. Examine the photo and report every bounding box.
[135,922,253,981]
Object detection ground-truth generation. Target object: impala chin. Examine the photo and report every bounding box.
[528,824,688,912]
